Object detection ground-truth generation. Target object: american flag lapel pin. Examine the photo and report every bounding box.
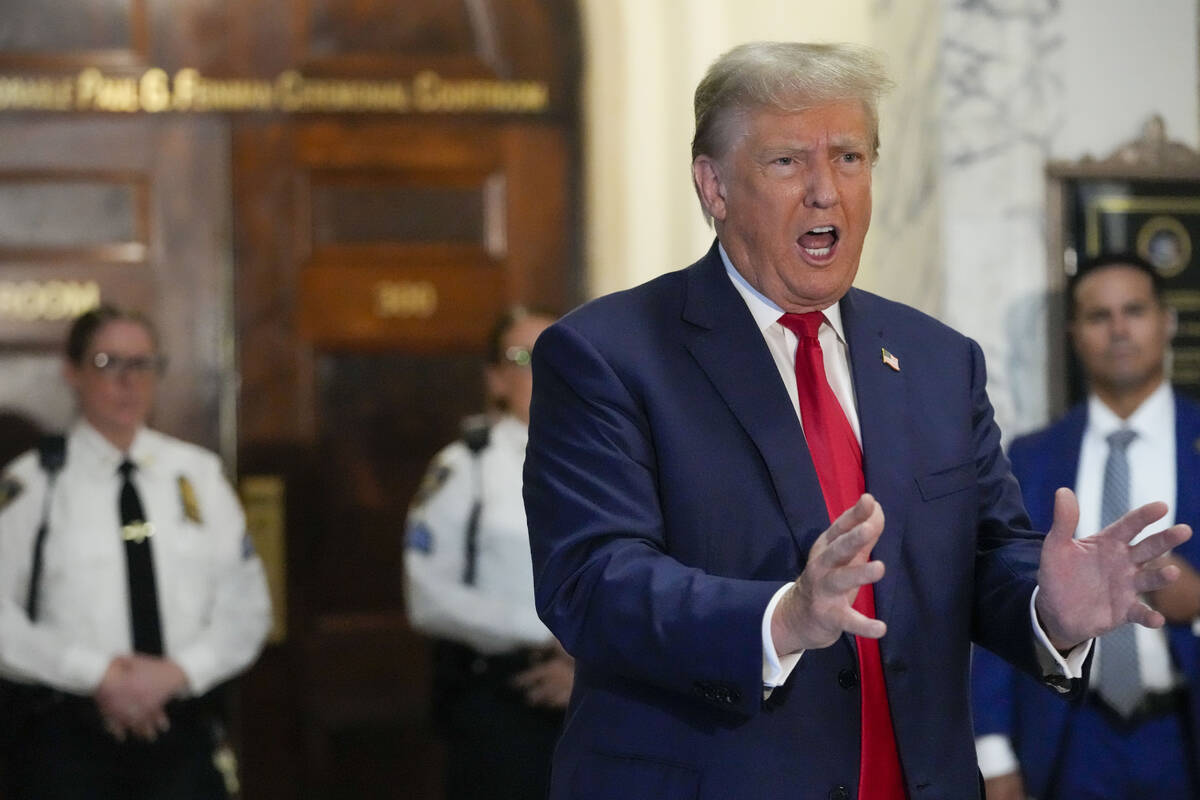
[881,347,900,372]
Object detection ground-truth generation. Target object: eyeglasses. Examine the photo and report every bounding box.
[503,346,532,367]
[89,352,167,378]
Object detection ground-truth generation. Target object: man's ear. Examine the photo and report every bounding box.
[692,156,727,223]
[1167,306,1179,339]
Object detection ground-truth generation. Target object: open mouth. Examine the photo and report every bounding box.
[798,225,839,260]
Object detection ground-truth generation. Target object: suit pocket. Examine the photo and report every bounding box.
[570,751,700,800]
[915,461,975,501]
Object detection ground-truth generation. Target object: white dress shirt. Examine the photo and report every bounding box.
[977,382,1179,778]
[404,414,554,655]
[717,245,1086,694]
[0,421,272,696]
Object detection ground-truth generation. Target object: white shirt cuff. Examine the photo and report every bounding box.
[976,733,1020,779]
[61,644,112,694]
[1030,585,1092,679]
[762,582,803,690]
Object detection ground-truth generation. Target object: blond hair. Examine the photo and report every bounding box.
[692,41,893,163]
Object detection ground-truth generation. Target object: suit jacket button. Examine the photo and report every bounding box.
[829,785,850,800]
[837,669,859,689]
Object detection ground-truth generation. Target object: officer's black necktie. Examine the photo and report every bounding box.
[119,459,163,655]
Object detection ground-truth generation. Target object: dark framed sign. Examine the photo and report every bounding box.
[1046,116,1200,413]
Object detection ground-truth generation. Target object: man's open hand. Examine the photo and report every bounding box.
[771,493,886,656]
[1035,487,1192,651]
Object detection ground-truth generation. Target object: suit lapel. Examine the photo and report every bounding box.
[1046,408,1086,522]
[682,244,830,558]
[839,289,911,624]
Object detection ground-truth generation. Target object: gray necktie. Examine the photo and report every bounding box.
[1095,428,1141,717]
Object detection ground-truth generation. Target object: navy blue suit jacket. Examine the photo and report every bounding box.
[971,391,1200,798]
[524,243,1061,800]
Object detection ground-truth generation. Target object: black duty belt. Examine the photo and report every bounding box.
[1089,687,1188,731]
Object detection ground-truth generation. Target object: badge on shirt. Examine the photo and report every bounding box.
[0,476,22,512]
[411,462,452,508]
[241,532,257,561]
[178,475,203,523]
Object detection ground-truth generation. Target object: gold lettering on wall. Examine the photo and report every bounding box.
[374,280,437,319]
[0,68,549,115]
[0,280,101,321]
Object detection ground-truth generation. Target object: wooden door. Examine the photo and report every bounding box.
[234,112,575,798]
[0,115,233,460]
[0,1,581,796]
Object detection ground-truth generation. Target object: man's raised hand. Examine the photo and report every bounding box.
[771,493,886,656]
[1035,487,1192,652]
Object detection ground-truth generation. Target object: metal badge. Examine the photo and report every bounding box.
[178,474,203,523]
[0,476,22,512]
[122,521,155,543]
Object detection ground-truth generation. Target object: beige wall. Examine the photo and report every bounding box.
[579,1,875,298]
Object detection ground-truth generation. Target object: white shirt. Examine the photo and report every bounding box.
[404,414,554,655]
[976,383,1179,778]
[717,245,1085,692]
[0,421,272,696]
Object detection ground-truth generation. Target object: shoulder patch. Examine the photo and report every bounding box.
[0,476,22,512]
[412,462,453,507]
[241,532,257,560]
[406,521,434,554]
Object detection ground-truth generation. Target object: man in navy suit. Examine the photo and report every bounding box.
[972,253,1200,799]
[523,43,1191,800]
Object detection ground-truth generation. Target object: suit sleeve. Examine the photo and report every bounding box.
[970,432,1035,743]
[523,321,781,717]
[965,340,1057,680]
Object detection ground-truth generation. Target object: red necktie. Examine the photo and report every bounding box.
[779,311,905,800]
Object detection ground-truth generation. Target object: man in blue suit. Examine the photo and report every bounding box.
[523,43,1191,800]
[972,253,1200,799]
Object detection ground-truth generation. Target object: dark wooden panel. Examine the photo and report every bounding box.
[0,0,148,70]
[310,175,493,247]
[310,349,481,602]
[233,121,316,445]
[304,0,477,59]
[0,175,145,249]
[502,123,572,308]
[299,260,504,350]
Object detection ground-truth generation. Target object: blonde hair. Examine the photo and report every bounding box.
[692,41,893,163]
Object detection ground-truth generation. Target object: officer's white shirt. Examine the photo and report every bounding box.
[976,382,1181,778]
[0,420,272,696]
[404,414,553,655]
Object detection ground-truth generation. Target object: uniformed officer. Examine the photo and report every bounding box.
[405,307,573,800]
[0,305,271,799]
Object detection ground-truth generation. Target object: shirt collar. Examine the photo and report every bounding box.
[719,242,847,343]
[491,414,528,449]
[1087,381,1173,445]
[71,419,155,473]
